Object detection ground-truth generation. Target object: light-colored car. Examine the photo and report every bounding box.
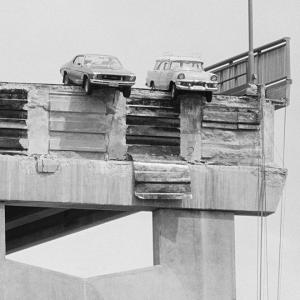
[145,56,218,102]
[60,54,136,97]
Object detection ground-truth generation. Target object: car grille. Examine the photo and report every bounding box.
[98,74,122,81]
[95,74,135,81]
[180,81,205,87]
[193,82,206,87]
[180,81,216,88]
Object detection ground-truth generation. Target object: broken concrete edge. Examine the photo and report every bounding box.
[0,155,286,215]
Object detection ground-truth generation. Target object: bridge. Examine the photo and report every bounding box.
[0,38,290,300]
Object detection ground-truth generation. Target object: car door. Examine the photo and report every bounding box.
[71,55,85,84]
[68,56,79,82]
[159,61,172,90]
[147,61,162,88]
[154,61,165,89]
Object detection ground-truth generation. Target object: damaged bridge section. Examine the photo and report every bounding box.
[0,80,288,300]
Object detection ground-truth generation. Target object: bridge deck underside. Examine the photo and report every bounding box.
[5,206,131,254]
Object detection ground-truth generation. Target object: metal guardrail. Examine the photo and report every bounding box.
[205,37,291,105]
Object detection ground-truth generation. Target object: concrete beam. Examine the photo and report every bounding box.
[0,155,286,215]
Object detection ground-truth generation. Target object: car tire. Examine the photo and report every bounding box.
[150,81,155,90]
[170,82,180,112]
[83,77,92,95]
[63,73,71,85]
[122,87,131,98]
[206,91,212,102]
[170,82,178,100]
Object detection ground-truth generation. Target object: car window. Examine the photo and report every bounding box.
[84,55,122,70]
[164,62,171,70]
[73,56,84,65]
[77,56,84,65]
[171,60,204,71]
[157,62,164,70]
[73,56,79,64]
[154,61,160,70]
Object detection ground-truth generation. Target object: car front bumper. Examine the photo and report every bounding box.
[90,79,135,88]
[176,81,218,92]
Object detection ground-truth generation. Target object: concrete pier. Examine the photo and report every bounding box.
[153,209,236,300]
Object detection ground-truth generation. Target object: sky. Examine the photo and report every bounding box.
[2,0,300,299]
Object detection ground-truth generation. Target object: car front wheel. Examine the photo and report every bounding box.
[170,82,178,100]
[83,78,92,95]
[170,82,180,111]
[122,87,131,98]
[205,91,212,102]
[63,73,70,85]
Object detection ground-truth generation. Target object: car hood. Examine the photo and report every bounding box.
[176,70,215,81]
[90,67,134,75]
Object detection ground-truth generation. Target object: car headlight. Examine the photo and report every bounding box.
[177,73,185,80]
[93,73,102,79]
[211,75,218,81]
[129,76,136,81]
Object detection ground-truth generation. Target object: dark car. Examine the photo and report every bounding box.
[60,54,136,97]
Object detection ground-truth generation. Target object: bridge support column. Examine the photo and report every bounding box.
[153,209,236,300]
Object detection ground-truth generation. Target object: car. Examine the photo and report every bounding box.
[145,56,218,102]
[60,54,136,98]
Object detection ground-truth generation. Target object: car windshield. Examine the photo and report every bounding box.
[84,55,122,70]
[170,60,204,71]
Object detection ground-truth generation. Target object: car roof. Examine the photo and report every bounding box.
[75,54,118,58]
[156,56,203,62]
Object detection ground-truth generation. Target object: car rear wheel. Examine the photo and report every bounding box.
[122,87,131,98]
[150,81,155,90]
[83,77,92,95]
[63,73,71,85]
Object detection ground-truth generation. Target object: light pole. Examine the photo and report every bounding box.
[248,0,255,83]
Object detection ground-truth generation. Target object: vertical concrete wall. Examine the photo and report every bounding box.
[27,87,49,155]
[0,83,128,160]
[153,209,236,300]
